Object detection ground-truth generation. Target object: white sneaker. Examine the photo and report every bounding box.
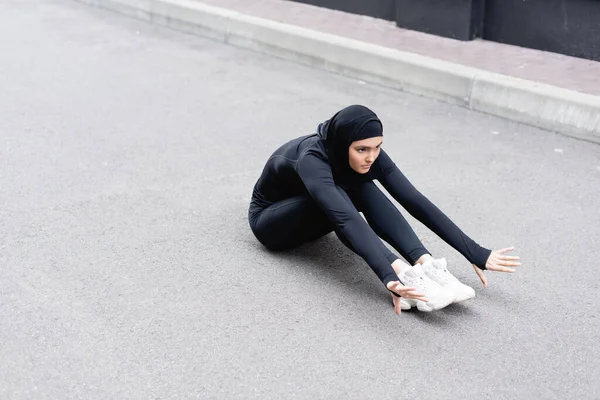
[398,264,456,312]
[422,258,475,303]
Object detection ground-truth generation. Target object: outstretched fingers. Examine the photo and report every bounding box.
[392,295,403,315]
[499,260,521,267]
[401,287,429,302]
[488,265,517,273]
[500,257,520,264]
[498,246,516,254]
[472,264,488,288]
[388,282,429,301]
[491,248,521,268]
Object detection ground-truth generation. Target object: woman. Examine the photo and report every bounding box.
[248,105,520,314]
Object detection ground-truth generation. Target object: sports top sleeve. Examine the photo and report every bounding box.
[296,153,399,286]
[376,150,492,269]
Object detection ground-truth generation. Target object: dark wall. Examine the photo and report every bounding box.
[395,0,485,41]
[289,0,395,21]
[287,0,600,61]
[484,0,600,61]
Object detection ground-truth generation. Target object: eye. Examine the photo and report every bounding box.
[357,148,365,153]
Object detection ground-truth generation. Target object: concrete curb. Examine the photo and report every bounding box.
[75,0,600,143]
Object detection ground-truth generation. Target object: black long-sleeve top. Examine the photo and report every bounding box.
[250,133,492,287]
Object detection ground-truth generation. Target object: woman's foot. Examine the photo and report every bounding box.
[397,264,455,312]
[422,258,476,303]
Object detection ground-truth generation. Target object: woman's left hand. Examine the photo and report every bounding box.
[472,246,521,287]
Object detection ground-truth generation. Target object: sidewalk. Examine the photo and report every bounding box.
[196,0,600,96]
[74,0,600,142]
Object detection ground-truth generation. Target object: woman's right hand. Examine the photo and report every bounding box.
[386,281,429,315]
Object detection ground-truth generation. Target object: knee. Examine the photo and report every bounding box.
[248,221,289,252]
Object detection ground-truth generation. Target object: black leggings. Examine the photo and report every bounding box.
[248,181,429,265]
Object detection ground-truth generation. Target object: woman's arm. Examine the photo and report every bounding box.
[376,150,492,269]
[296,153,401,287]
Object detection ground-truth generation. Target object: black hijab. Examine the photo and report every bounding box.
[317,105,383,184]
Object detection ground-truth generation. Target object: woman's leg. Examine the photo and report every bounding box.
[249,189,397,266]
[333,186,400,265]
[249,196,335,251]
[347,181,431,266]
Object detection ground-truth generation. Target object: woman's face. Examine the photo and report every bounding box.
[348,136,383,174]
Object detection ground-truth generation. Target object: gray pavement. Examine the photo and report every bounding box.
[1,1,599,399]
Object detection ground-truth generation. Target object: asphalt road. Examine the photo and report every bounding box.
[1,1,599,399]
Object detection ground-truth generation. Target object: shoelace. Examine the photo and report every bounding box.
[430,267,459,285]
[413,276,429,291]
[403,273,435,292]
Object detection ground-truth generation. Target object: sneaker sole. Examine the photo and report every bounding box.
[426,294,455,311]
[402,294,456,312]
[453,292,476,303]
[399,298,412,310]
